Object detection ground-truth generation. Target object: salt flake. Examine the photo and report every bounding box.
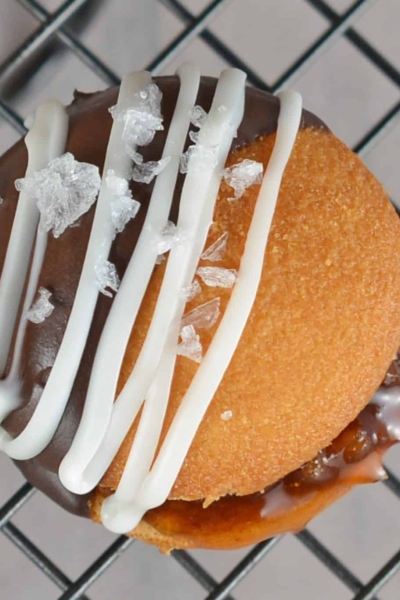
[182,297,220,330]
[177,325,202,363]
[154,221,181,255]
[182,279,202,302]
[95,258,120,298]
[111,196,140,234]
[106,170,140,235]
[221,410,233,421]
[131,151,143,165]
[222,159,263,201]
[15,152,101,238]
[106,170,130,197]
[201,232,229,262]
[189,130,199,144]
[189,105,207,129]
[0,196,3,205]
[131,156,171,184]
[196,266,237,288]
[109,83,163,159]
[180,145,218,174]
[26,287,54,324]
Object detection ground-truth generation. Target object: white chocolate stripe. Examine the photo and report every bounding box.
[109,316,180,498]
[101,69,247,533]
[64,68,246,501]
[101,90,302,534]
[116,348,177,497]
[0,101,68,425]
[108,69,246,510]
[0,101,68,379]
[7,229,48,384]
[71,317,182,491]
[0,72,151,460]
[59,63,201,494]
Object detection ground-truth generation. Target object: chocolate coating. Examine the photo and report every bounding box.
[0,76,327,517]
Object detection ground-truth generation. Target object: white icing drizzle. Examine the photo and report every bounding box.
[61,67,246,500]
[99,70,246,533]
[0,101,68,379]
[0,72,151,460]
[9,230,50,377]
[100,90,302,534]
[59,63,201,494]
[0,101,68,423]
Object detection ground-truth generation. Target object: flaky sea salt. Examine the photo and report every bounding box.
[109,83,163,160]
[189,105,207,129]
[106,170,130,197]
[111,196,140,235]
[182,297,220,330]
[177,324,202,363]
[187,106,207,145]
[106,170,140,235]
[196,266,237,288]
[0,196,3,205]
[180,145,218,174]
[15,152,101,238]
[201,232,229,262]
[131,151,143,165]
[221,410,233,421]
[182,280,202,302]
[189,130,199,144]
[222,159,263,200]
[154,221,181,255]
[385,371,400,386]
[26,287,54,324]
[131,156,171,184]
[95,258,120,298]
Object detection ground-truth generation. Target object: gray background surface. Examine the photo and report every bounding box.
[1,0,400,598]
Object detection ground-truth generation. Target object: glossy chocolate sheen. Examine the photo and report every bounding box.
[0,76,327,518]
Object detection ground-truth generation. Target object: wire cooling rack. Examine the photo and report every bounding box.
[1,0,400,598]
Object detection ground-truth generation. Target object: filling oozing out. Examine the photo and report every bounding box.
[0,63,399,542]
[102,358,398,549]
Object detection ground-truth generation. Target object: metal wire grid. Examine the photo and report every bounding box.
[0,0,400,598]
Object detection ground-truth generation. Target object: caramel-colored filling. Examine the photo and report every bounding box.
[122,363,398,549]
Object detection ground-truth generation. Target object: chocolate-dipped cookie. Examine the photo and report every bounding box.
[0,65,399,551]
